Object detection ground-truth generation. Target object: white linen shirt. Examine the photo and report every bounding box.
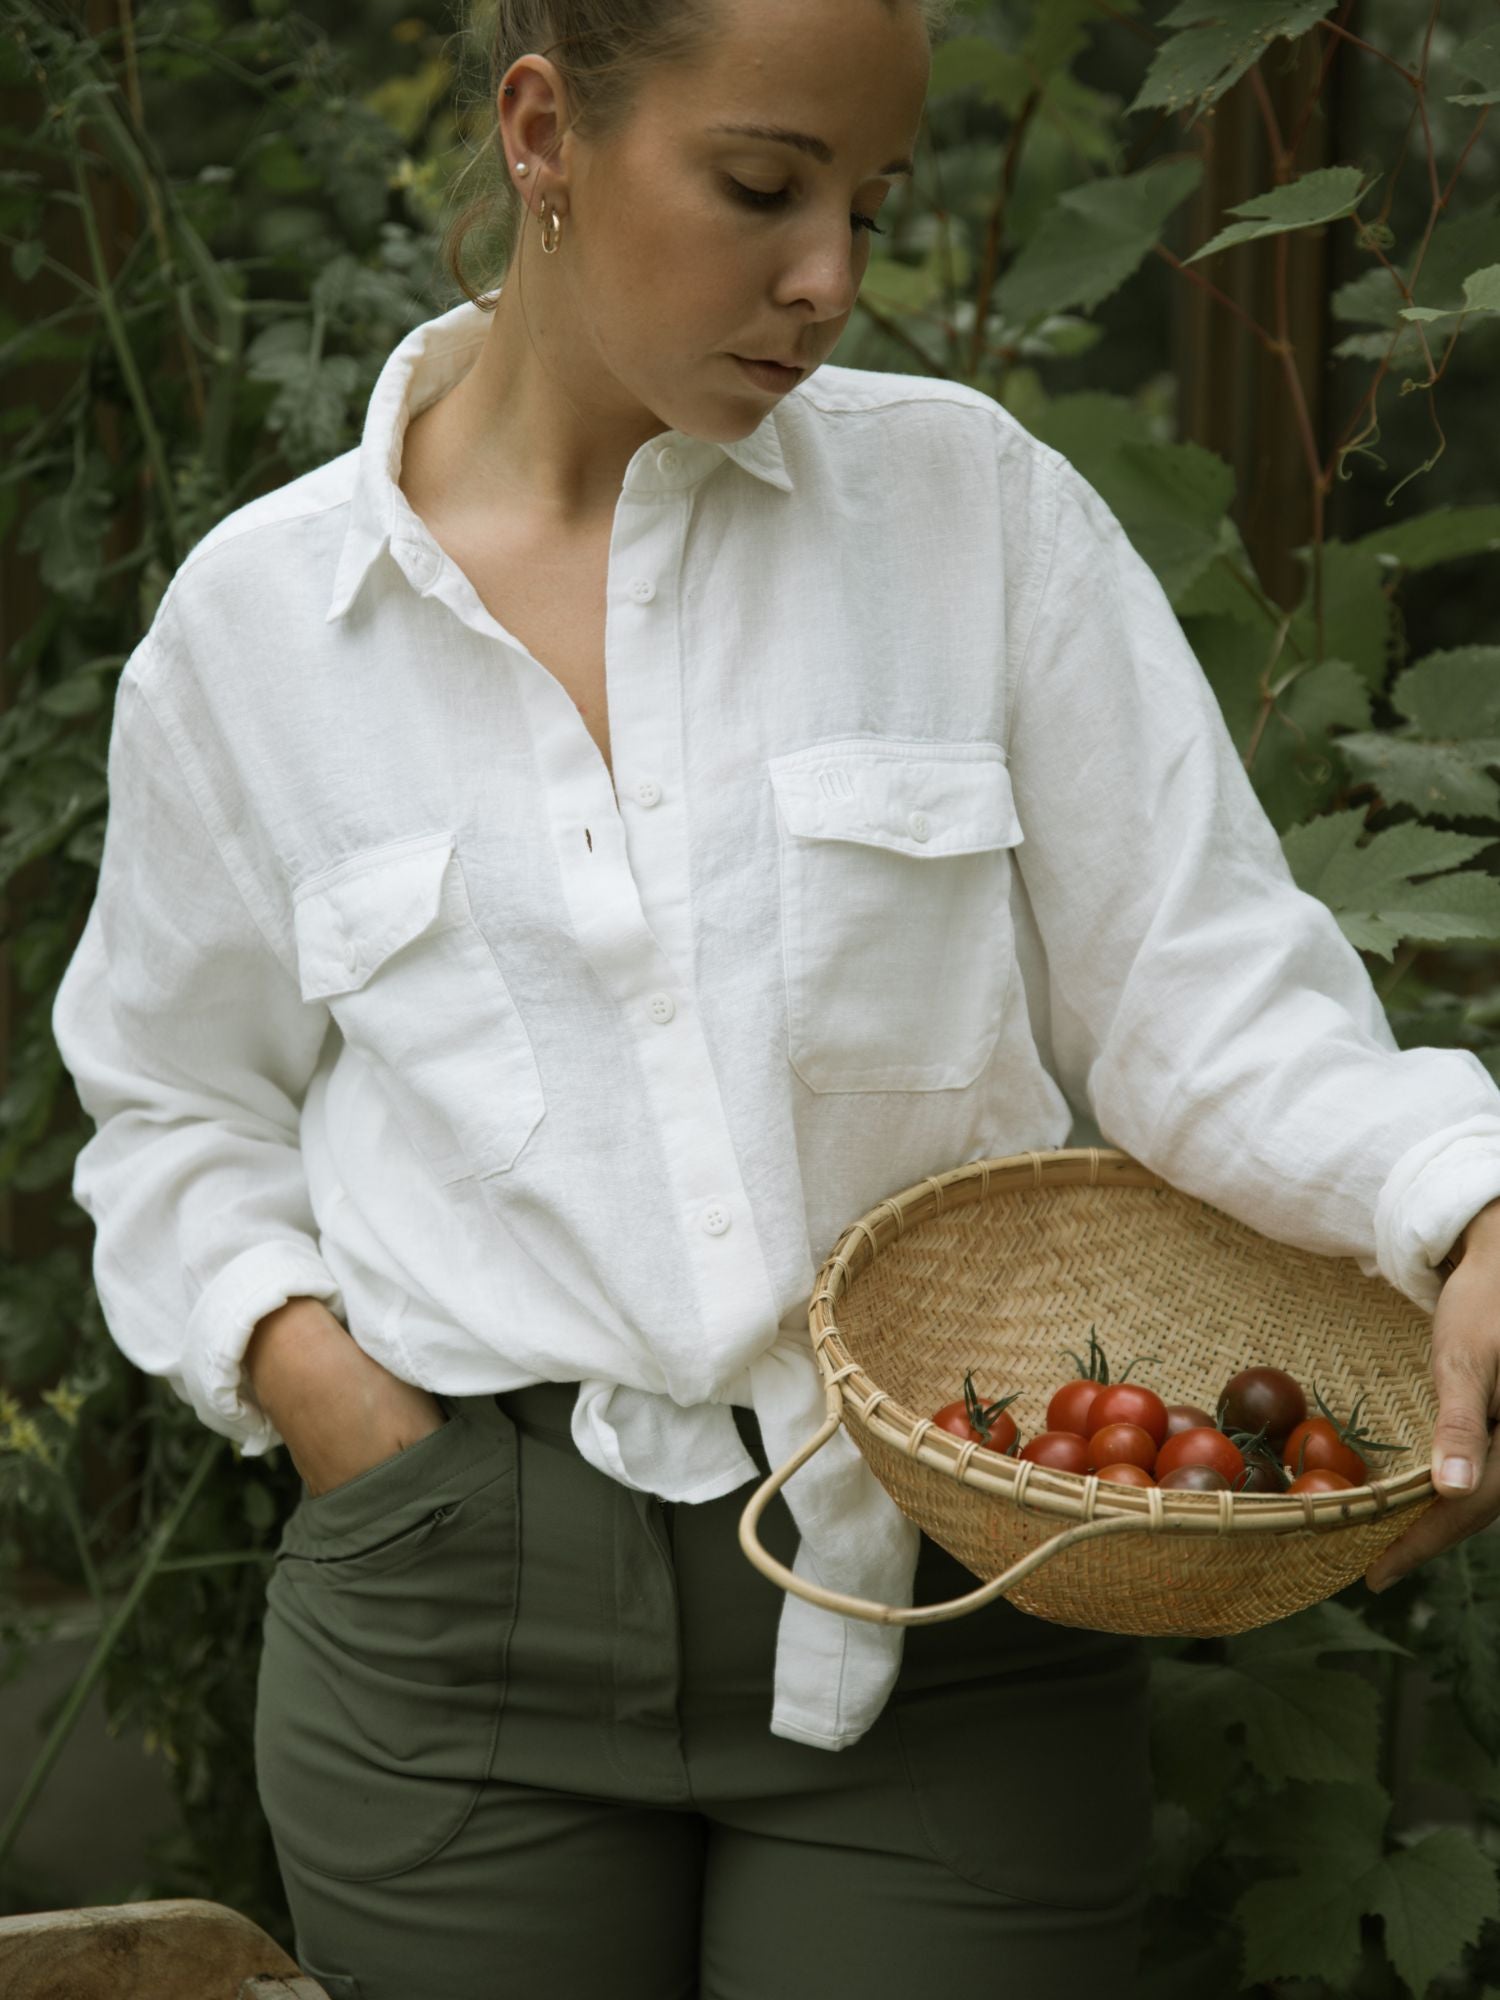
[52,292,1500,1753]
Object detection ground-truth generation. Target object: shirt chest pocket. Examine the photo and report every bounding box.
[766,742,1025,1095]
[291,831,545,1184]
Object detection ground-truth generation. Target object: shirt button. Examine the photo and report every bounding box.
[629,578,657,604]
[648,992,676,1024]
[634,778,663,808]
[657,446,679,475]
[405,543,439,587]
[908,810,931,841]
[701,1202,731,1236]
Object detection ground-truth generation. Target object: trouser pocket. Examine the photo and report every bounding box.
[254,1400,521,1882]
[892,1631,1151,1908]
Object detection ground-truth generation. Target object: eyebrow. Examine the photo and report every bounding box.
[707,122,914,179]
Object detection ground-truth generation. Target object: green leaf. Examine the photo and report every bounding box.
[1027,390,1156,469]
[1286,539,1394,690]
[1234,1779,1499,1995]
[1148,1650,1380,1792]
[1392,645,1500,738]
[1233,1781,1388,1989]
[1400,261,1500,323]
[1376,1828,1500,2000]
[1449,23,1500,106]
[241,1480,276,1533]
[1231,1597,1413,1663]
[927,35,1032,115]
[10,238,43,284]
[1348,502,1500,571]
[1334,731,1500,820]
[1186,164,1373,266]
[1130,2,1339,125]
[1422,1533,1500,1757]
[1023,0,1138,77]
[16,447,113,604]
[1281,810,1500,957]
[1262,659,1375,828]
[994,157,1202,321]
[251,133,319,194]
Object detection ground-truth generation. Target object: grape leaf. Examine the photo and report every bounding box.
[994,158,1202,321]
[1334,732,1500,820]
[1449,23,1500,107]
[1187,165,1374,266]
[1281,810,1500,958]
[1234,1780,1499,1995]
[1401,262,1500,324]
[1130,2,1340,125]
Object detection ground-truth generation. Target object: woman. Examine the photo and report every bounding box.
[51,0,1500,1993]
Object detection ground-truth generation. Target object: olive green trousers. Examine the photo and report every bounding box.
[254,1379,1153,1999]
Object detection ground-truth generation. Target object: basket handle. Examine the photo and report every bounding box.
[736,1382,1167,1627]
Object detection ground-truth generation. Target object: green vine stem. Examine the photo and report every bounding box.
[0,1433,221,1880]
[65,117,182,556]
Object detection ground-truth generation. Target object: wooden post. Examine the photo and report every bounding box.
[1171,14,1360,609]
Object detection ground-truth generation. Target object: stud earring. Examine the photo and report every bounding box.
[516,162,529,176]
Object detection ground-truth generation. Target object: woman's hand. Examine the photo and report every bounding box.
[1364,1200,1500,1593]
[244,1296,448,1498]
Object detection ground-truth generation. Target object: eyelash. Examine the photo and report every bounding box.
[724,177,886,237]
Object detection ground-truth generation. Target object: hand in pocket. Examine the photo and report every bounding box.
[246,1297,448,1497]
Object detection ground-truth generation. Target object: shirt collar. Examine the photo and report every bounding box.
[326,292,795,624]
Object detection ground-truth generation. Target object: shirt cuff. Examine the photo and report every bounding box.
[179,1242,348,1457]
[1371,1113,1500,1314]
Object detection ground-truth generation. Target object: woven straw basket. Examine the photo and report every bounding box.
[738,1147,1441,1636]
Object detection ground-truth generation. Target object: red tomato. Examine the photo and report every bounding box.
[1158,1464,1232,1492]
[1285,1467,1355,1494]
[1155,1427,1245,1485]
[1281,1418,1366,1484]
[1047,1380,1102,1437]
[932,1401,1018,1455]
[1018,1430,1092,1474]
[1097,1462,1156,1487]
[1086,1422,1157,1473]
[1163,1403,1218,1440]
[1087,1383,1170,1447]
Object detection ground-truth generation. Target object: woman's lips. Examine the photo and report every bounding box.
[732,355,803,391]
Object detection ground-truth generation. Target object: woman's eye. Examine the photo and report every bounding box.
[723,177,885,237]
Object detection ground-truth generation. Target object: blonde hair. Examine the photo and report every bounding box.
[441,0,958,307]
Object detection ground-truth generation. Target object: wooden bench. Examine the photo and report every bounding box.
[0,1899,330,1998]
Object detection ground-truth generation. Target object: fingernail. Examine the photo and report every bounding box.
[1368,1575,1393,1594]
[1438,1457,1476,1491]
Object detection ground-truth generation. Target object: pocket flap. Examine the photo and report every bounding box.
[767,746,1023,858]
[293,832,457,1001]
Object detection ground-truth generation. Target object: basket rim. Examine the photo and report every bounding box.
[806,1145,1436,1535]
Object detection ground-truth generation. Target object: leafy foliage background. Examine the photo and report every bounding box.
[1,0,1498,1990]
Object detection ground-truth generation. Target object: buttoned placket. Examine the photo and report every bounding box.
[398,434,785,1410]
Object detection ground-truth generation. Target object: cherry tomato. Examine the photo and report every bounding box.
[1086,1422,1157,1473]
[1158,1463,1232,1492]
[1047,1380,1102,1438]
[1285,1467,1355,1494]
[1088,1383,1170,1448]
[1155,1427,1245,1485]
[1218,1366,1307,1449]
[1281,1418,1366,1484]
[1097,1462,1156,1487]
[1236,1452,1289,1494]
[1018,1430,1092,1474]
[932,1401,1018,1455]
[1163,1403,1218,1440]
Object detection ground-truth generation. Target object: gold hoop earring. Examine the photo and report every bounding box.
[541,199,563,255]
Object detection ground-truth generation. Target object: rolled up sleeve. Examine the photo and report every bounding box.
[51,647,345,1455]
[1006,454,1500,1313]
